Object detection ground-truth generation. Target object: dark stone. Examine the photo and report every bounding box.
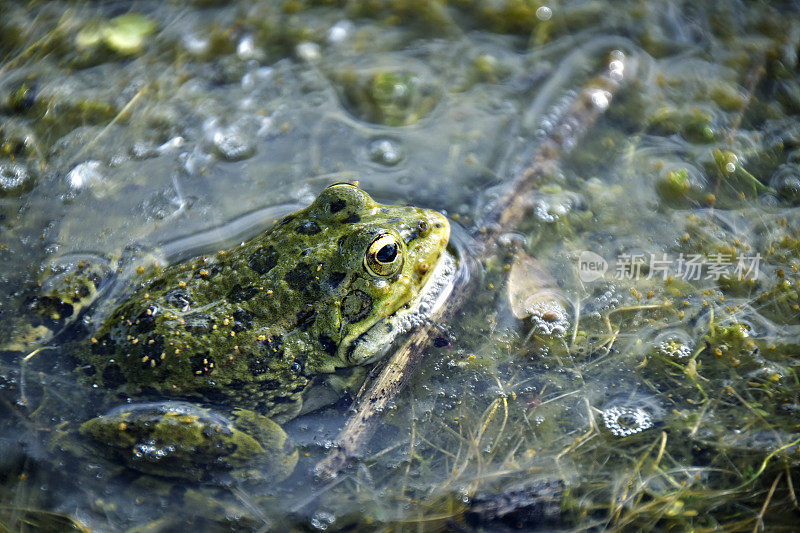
[464,481,564,530]
[335,391,353,412]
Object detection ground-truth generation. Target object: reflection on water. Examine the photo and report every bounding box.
[2,0,800,530]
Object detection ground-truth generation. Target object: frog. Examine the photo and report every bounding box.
[27,183,450,485]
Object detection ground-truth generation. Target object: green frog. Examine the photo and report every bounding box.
[32,183,450,484]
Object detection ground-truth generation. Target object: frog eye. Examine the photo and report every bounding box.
[365,234,403,277]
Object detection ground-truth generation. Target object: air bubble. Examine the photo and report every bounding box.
[602,406,653,437]
[368,138,404,166]
[66,160,104,190]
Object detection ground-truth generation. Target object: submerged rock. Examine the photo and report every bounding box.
[465,480,563,530]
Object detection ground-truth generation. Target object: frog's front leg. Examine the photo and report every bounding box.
[78,402,298,483]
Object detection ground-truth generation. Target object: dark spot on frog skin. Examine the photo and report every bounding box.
[259,335,284,356]
[273,394,297,404]
[101,363,126,388]
[318,335,337,355]
[284,263,314,292]
[248,245,279,275]
[296,221,321,235]
[296,307,316,331]
[142,334,165,359]
[90,336,116,355]
[190,353,215,376]
[343,212,361,223]
[164,288,192,309]
[260,379,281,390]
[133,305,158,333]
[278,215,294,226]
[342,290,373,323]
[184,313,214,334]
[325,271,346,291]
[232,309,254,331]
[329,198,346,213]
[227,284,260,302]
[140,353,162,369]
[82,364,96,376]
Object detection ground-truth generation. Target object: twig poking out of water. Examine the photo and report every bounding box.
[315,50,632,480]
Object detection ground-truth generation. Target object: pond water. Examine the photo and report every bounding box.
[2,1,800,531]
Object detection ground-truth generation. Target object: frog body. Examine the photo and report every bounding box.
[46,184,450,482]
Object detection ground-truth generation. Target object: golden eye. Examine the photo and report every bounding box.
[365,234,403,277]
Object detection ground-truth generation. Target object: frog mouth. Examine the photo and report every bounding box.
[345,249,457,365]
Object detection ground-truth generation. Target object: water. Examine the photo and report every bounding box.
[2,1,800,530]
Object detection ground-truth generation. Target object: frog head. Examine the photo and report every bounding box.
[302,183,449,368]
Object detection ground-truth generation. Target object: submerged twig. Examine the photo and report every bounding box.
[316,50,632,479]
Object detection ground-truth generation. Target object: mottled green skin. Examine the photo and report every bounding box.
[68,184,449,480]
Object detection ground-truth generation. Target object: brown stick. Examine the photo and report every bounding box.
[315,51,630,480]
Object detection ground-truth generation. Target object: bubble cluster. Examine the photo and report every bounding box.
[653,330,693,360]
[0,161,32,196]
[132,440,176,460]
[205,122,255,161]
[526,300,569,337]
[601,406,653,437]
[310,510,336,530]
